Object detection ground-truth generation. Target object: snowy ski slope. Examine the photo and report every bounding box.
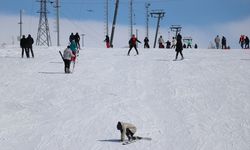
[0,45,250,150]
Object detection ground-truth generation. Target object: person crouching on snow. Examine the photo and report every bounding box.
[117,121,137,141]
[63,46,75,73]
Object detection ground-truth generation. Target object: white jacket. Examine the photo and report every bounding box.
[63,48,74,60]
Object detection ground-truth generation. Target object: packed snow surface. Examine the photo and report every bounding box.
[0,46,250,150]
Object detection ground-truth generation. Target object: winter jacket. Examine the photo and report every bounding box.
[144,37,149,43]
[245,36,249,44]
[104,35,110,43]
[63,48,74,60]
[74,33,80,42]
[129,36,141,46]
[119,122,137,141]
[69,33,75,42]
[70,41,77,52]
[158,37,165,44]
[215,36,220,44]
[20,37,27,48]
[26,35,34,48]
[172,38,176,46]
[222,37,226,45]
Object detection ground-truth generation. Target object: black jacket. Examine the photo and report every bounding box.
[26,35,34,48]
[20,37,27,48]
[176,34,183,52]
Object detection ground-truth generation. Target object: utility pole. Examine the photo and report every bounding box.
[110,0,119,48]
[81,34,85,48]
[145,3,150,38]
[18,9,24,41]
[104,0,109,36]
[150,10,165,48]
[36,0,52,46]
[129,0,133,37]
[55,0,60,46]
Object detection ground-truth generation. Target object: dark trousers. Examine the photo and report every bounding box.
[144,43,149,48]
[222,44,227,49]
[175,51,184,59]
[245,43,249,49]
[64,59,71,73]
[126,128,134,140]
[21,48,29,58]
[128,45,139,55]
[240,42,244,49]
[28,47,34,57]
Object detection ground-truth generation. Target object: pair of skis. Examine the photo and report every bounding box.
[122,136,152,145]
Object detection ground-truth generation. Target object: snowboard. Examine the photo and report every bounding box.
[122,136,152,145]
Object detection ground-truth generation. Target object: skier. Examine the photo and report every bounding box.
[214,35,220,49]
[239,35,245,49]
[63,46,75,73]
[26,34,34,58]
[127,34,141,56]
[194,44,198,49]
[245,36,249,49]
[104,35,110,48]
[174,33,184,60]
[74,32,81,49]
[166,40,171,49]
[20,35,28,58]
[158,35,165,48]
[183,43,187,49]
[221,36,227,49]
[144,37,150,48]
[171,37,176,49]
[70,39,77,65]
[187,39,192,48]
[117,121,137,141]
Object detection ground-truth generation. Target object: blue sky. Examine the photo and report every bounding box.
[0,0,250,48]
[1,0,250,27]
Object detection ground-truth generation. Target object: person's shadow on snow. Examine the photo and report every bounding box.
[98,139,121,143]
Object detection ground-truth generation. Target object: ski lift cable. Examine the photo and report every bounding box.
[60,10,101,41]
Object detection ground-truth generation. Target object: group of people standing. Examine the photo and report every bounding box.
[239,35,249,49]
[214,35,228,49]
[214,34,250,49]
[127,33,184,60]
[20,34,34,58]
[144,35,196,49]
[62,33,80,73]
[69,32,81,49]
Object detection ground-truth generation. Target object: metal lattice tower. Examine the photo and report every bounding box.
[145,3,150,38]
[104,0,109,36]
[36,0,52,46]
[129,0,133,37]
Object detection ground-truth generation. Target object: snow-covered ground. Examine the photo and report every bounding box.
[0,45,250,150]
